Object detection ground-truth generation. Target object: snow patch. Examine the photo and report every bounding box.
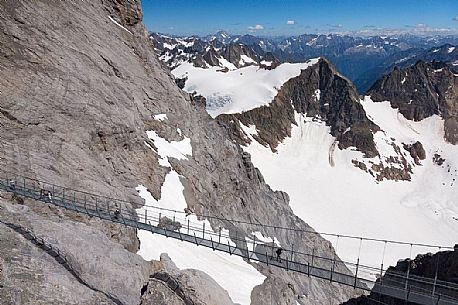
[108,16,132,34]
[145,130,192,167]
[153,114,168,121]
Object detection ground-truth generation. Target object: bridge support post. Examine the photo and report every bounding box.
[119,204,127,226]
[202,222,205,240]
[218,227,221,245]
[62,189,65,206]
[432,248,440,297]
[290,244,294,262]
[194,232,199,246]
[353,258,359,288]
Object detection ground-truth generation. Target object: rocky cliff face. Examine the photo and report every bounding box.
[219,58,379,158]
[367,60,458,144]
[0,1,358,305]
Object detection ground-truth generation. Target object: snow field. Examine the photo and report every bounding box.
[172,59,319,117]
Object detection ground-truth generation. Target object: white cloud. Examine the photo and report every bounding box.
[287,20,295,25]
[453,16,458,21]
[248,24,264,31]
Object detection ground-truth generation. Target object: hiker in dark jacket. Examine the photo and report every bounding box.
[276,247,283,262]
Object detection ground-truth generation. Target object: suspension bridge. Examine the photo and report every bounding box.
[0,171,456,305]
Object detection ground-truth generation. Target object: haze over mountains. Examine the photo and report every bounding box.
[151,31,458,93]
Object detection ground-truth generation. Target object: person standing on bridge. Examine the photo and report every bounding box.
[276,247,283,262]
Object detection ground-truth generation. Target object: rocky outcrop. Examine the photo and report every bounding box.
[341,248,458,305]
[367,61,458,144]
[219,58,380,157]
[403,141,426,165]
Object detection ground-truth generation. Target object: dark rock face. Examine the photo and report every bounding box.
[367,61,458,144]
[108,0,143,26]
[403,141,426,165]
[341,249,458,305]
[219,58,380,157]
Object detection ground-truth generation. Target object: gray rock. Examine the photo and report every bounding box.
[368,61,458,144]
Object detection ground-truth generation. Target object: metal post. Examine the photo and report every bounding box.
[291,244,294,262]
[432,248,441,296]
[266,251,269,266]
[252,238,256,260]
[270,238,275,260]
[187,218,190,235]
[307,253,311,277]
[354,258,360,288]
[405,244,412,290]
[84,194,87,213]
[380,240,387,285]
[228,240,232,255]
[218,227,221,245]
[144,209,147,224]
[202,222,205,240]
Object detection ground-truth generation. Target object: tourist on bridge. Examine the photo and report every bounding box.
[9,180,15,190]
[276,247,283,262]
[47,191,53,203]
[114,208,121,220]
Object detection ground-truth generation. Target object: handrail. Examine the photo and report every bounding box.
[0,168,453,250]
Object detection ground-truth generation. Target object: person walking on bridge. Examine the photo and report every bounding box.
[276,247,283,263]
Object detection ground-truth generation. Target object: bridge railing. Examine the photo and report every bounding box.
[0,170,457,304]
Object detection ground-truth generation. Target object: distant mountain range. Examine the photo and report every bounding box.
[150,31,458,93]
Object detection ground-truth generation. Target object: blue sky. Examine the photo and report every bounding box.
[141,0,458,37]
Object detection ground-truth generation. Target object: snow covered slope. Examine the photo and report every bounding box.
[168,55,457,276]
[172,59,318,117]
[240,99,457,272]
